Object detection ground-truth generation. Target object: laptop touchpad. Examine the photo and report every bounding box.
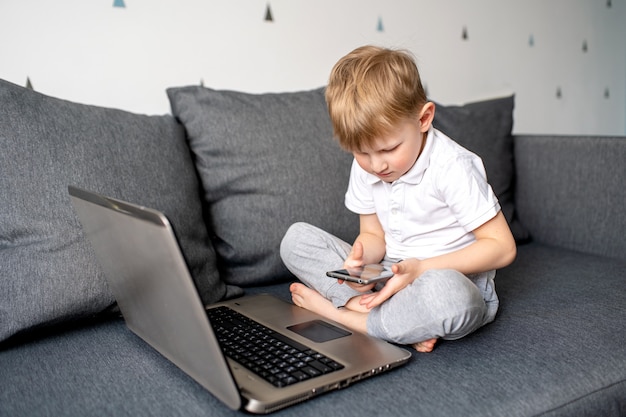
[288,320,352,343]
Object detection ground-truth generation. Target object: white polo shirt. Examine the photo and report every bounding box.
[345,127,501,261]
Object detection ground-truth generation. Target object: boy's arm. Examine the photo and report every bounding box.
[407,210,516,276]
[361,211,516,309]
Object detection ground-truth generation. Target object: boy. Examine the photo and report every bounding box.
[280,45,516,352]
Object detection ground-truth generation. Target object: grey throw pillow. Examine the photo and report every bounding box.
[167,86,359,286]
[0,79,240,342]
[433,95,529,242]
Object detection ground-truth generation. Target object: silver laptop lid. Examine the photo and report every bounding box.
[68,186,242,410]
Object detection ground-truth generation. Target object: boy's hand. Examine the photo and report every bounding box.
[339,241,378,292]
[359,259,419,308]
[343,241,365,269]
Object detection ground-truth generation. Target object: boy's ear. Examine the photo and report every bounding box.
[418,102,436,133]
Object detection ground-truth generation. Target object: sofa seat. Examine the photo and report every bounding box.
[2,243,624,417]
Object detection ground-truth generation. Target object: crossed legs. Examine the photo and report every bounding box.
[281,223,491,353]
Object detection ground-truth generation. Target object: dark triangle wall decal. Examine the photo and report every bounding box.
[265,3,273,22]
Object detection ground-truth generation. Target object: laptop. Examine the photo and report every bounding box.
[68,186,411,414]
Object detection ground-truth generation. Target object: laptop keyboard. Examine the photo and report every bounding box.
[207,306,345,388]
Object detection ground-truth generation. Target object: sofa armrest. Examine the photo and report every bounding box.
[514,135,626,261]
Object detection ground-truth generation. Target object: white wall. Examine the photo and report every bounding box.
[1,0,625,135]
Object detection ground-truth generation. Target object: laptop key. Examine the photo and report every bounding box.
[301,366,321,377]
[309,360,332,374]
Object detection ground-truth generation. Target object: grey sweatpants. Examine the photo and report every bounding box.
[280,222,499,345]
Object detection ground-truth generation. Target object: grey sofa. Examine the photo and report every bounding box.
[1,78,624,416]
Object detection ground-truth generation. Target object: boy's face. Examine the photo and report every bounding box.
[353,117,425,183]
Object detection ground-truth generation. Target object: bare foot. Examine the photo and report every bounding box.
[290,283,338,318]
[290,283,368,333]
[412,338,438,353]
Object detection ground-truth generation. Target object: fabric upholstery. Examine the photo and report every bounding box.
[0,79,239,342]
[514,135,626,260]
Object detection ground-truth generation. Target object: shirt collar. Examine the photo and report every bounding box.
[364,127,436,186]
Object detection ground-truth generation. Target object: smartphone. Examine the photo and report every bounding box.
[326,264,393,285]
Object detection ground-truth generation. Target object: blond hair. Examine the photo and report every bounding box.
[325,45,428,151]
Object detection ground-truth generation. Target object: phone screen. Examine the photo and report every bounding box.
[326,264,393,284]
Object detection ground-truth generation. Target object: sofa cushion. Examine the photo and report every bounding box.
[167,86,359,286]
[433,95,528,242]
[514,135,626,260]
[0,79,240,342]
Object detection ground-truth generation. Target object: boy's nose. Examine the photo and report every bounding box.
[371,156,387,173]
